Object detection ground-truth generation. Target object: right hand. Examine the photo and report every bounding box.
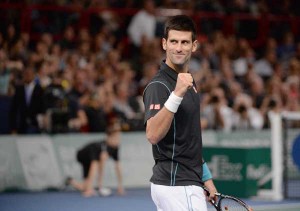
[174,73,194,97]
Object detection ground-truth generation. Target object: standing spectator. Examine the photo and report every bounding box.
[127,0,157,49]
[9,65,45,134]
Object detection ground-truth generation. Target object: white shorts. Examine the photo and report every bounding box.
[151,183,208,211]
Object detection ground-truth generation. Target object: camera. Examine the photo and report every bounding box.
[237,104,247,113]
[210,95,219,104]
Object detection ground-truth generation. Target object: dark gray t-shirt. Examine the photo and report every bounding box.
[143,61,203,186]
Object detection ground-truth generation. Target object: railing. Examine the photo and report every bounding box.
[1,3,300,49]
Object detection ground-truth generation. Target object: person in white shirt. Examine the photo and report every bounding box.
[202,87,233,132]
[127,0,157,48]
[232,93,264,130]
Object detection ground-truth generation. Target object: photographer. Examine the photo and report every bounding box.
[202,87,233,131]
[232,94,264,130]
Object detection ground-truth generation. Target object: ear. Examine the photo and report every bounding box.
[162,38,167,50]
[192,40,198,53]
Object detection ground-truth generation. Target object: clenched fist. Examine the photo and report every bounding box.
[174,73,193,97]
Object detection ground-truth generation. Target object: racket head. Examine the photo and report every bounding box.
[218,195,251,211]
[202,186,252,211]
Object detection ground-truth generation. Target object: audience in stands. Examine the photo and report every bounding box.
[0,1,299,134]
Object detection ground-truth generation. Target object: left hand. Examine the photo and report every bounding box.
[204,179,218,203]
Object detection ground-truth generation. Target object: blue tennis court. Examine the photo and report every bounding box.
[1,188,300,211]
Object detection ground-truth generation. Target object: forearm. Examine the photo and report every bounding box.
[202,161,217,200]
[146,107,174,144]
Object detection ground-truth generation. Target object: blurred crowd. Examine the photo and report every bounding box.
[5,0,300,16]
[0,0,299,134]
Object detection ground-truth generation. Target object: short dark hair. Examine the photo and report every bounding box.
[164,15,197,41]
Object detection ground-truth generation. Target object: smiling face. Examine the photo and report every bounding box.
[162,30,198,73]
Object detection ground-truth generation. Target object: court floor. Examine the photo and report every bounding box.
[0,188,300,211]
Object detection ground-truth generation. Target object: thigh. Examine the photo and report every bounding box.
[151,183,207,211]
[190,185,208,211]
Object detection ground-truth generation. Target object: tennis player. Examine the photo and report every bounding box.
[143,15,217,210]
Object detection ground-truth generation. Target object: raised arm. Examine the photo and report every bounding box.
[145,73,193,144]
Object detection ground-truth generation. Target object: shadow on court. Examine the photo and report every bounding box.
[0,188,300,211]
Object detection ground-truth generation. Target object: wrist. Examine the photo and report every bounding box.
[164,92,183,113]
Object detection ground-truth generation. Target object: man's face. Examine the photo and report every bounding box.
[163,30,197,71]
[23,68,35,84]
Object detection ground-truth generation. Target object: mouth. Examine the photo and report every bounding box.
[174,54,185,58]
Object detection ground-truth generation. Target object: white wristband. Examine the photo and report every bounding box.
[164,92,183,113]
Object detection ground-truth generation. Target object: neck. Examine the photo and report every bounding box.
[166,61,188,73]
[165,60,189,73]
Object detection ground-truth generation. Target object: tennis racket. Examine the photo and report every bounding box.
[203,186,253,211]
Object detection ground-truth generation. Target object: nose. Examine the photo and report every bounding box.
[175,43,183,52]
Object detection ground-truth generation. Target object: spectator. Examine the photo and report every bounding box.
[277,31,296,61]
[246,75,266,109]
[65,71,89,132]
[232,47,255,81]
[261,95,282,128]
[202,87,233,131]
[35,60,52,89]
[83,85,107,133]
[43,71,69,133]
[113,81,143,130]
[59,25,77,50]
[3,23,18,51]
[284,75,300,112]
[254,49,277,82]
[232,93,264,130]
[127,0,157,48]
[0,49,19,96]
[9,65,45,134]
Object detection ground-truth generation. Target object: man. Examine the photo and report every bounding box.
[9,65,45,134]
[127,0,157,48]
[143,15,217,211]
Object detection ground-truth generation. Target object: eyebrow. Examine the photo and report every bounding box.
[169,39,190,43]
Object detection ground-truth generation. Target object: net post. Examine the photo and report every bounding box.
[268,111,284,201]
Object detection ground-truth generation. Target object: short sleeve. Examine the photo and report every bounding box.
[143,82,170,125]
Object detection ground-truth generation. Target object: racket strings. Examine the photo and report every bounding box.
[219,198,249,211]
